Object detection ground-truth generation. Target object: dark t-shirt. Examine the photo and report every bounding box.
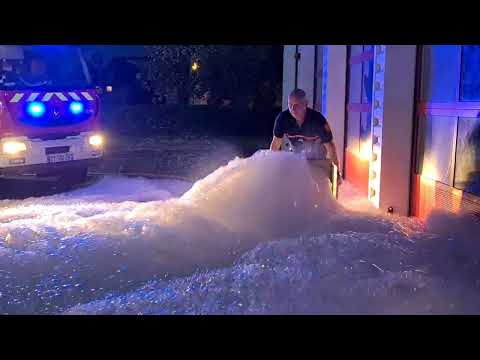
[273,108,333,150]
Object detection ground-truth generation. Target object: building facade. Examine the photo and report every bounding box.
[283,45,480,219]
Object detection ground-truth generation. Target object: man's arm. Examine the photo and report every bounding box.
[271,112,284,151]
[270,136,283,151]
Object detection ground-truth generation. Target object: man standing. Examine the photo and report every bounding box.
[270,88,342,183]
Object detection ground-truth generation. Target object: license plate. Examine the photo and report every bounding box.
[47,153,74,163]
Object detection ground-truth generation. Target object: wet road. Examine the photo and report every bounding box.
[0,176,101,200]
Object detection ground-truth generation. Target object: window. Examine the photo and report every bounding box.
[460,45,480,101]
[348,62,362,104]
[350,45,364,57]
[418,115,457,185]
[0,45,90,90]
[321,45,328,115]
[346,111,360,152]
[454,117,480,196]
[421,45,460,102]
[345,45,374,153]
[363,45,374,52]
[313,45,325,112]
[360,112,372,145]
[416,45,480,200]
[362,59,373,104]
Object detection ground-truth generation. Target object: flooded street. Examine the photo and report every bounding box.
[1,149,480,314]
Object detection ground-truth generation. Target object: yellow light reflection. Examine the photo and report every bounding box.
[359,140,372,161]
[421,161,438,182]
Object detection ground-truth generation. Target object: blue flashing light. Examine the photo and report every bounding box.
[27,102,46,118]
[69,101,84,115]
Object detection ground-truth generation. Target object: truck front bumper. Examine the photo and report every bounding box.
[0,132,104,178]
[0,157,102,177]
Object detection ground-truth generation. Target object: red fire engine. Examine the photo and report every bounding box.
[0,45,104,183]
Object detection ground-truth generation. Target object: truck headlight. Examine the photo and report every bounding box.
[89,134,103,147]
[3,141,27,155]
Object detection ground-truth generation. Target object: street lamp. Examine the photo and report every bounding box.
[191,61,199,72]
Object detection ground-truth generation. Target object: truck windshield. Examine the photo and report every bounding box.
[0,45,91,90]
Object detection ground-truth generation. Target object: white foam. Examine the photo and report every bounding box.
[1,150,480,314]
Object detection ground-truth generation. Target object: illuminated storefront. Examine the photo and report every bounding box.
[283,45,480,218]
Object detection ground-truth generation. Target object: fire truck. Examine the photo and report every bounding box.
[0,45,104,184]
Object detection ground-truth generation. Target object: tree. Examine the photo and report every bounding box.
[143,45,218,105]
[144,45,283,108]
